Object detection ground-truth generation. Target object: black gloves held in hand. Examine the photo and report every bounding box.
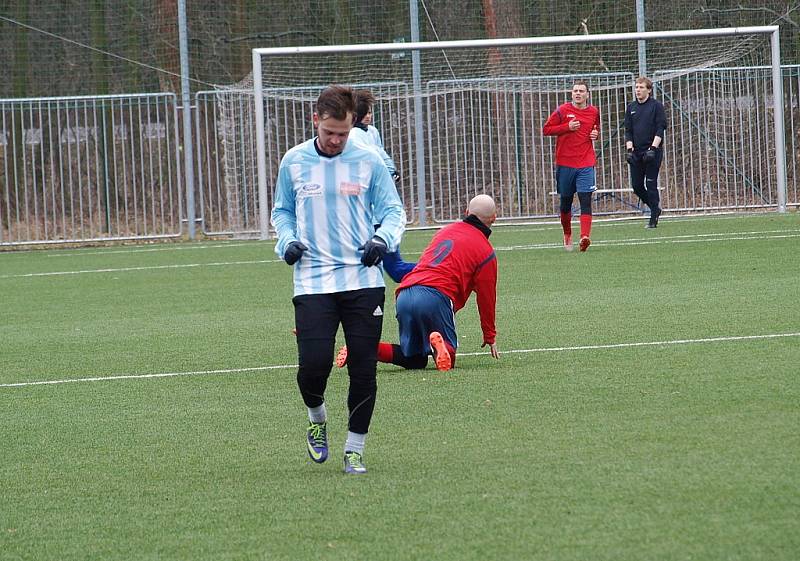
[642,146,657,163]
[625,148,636,165]
[283,241,308,265]
[359,236,388,267]
[285,237,390,267]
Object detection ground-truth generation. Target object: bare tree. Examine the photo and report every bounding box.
[155,0,180,92]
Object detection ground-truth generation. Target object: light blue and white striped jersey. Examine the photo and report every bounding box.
[350,125,396,175]
[271,136,406,296]
[366,125,383,148]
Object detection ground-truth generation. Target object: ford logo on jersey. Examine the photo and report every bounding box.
[299,183,322,197]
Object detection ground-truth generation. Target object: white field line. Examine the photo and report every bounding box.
[488,211,774,233]
[495,229,800,251]
[0,213,759,260]
[2,332,797,389]
[3,228,798,279]
[458,332,800,356]
[0,364,297,388]
[44,241,269,257]
[0,259,282,279]
[0,212,780,261]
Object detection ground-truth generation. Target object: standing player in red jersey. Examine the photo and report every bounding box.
[543,80,601,252]
[336,194,499,372]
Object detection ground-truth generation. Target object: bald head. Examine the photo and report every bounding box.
[467,194,497,226]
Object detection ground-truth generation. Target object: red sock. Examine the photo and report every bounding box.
[580,214,592,238]
[560,211,572,236]
[377,342,394,363]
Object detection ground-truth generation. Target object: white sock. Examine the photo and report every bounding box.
[345,431,366,455]
[307,403,326,424]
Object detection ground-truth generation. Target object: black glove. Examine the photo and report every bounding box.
[642,146,657,163]
[391,172,400,183]
[359,236,388,267]
[625,148,636,165]
[283,241,308,265]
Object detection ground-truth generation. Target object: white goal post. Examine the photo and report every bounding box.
[252,26,787,239]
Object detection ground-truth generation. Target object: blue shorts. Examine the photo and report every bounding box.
[556,166,596,197]
[395,285,457,357]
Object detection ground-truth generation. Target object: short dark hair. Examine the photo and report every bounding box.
[572,80,589,91]
[353,89,375,124]
[315,85,356,121]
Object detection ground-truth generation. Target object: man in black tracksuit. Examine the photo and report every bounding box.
[624,76,667,228]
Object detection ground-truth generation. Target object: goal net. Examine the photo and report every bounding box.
[245,27,786,235]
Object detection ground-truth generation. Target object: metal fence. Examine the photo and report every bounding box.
[423,67,800,222]
[2,67,798,246]
[195,89,259,236]
[251,66,796,228]
[0,93,183,245]
[194,82,415,236]
[424,73,636,221]
[657,65,800,212]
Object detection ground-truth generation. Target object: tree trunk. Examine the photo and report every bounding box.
[91,0,109,95]
[156,0,180,93]
[482,0,501,70]
[9,0,30,231]
[125,1,142,91]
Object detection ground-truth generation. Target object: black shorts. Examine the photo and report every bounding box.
[293,287,386,344]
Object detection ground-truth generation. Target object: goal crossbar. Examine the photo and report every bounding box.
[252,26,778,57]
[253,26,786,237]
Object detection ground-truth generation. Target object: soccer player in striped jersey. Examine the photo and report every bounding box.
[543,80,601,252]
[351,89,398,181]
[271,85,406,475]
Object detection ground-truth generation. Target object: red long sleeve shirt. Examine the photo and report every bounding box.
[397,218,498,344]
[542,102,601,168]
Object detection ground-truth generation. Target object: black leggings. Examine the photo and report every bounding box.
[630,149,663,209]
[293,288,385,434]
